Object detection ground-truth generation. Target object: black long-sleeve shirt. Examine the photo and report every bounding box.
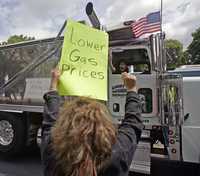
[41,91,144,176]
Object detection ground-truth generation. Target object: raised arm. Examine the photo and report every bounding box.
[42,68,61,132]
[105,72,144,175]
[41,68,61,176]
[121,72,144,143]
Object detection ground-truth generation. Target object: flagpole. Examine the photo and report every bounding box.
[160,0,166,72]
[160,0,163,33]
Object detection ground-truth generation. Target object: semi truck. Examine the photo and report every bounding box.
[0,2,199,175]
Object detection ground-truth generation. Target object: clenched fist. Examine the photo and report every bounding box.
[121,72,137,92]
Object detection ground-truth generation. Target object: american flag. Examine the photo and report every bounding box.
[132,11,161,38]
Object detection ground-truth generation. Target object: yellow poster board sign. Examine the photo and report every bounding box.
[58,19,108,100]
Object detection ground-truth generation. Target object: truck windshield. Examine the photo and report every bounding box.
[111,48,150,74]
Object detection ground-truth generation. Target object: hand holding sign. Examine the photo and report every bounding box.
[58,20,108,100]
[49,68,61,91]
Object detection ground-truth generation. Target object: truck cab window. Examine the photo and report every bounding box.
[111,48,151,74]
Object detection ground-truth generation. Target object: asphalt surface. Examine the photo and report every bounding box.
[0,149,199,176]
[0,149,42,176]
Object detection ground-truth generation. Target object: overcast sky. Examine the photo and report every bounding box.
[0,0,199,48]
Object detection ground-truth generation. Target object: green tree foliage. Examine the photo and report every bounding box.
[182,51,190,65]
[187,27,200,64]
[7,35,35,44]
[165,39,184,70]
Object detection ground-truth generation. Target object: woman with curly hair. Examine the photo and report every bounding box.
[41,68,144,176]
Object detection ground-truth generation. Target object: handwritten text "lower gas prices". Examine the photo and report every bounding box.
[58,19,108,100]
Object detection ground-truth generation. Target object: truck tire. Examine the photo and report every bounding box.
[0,112,26,157]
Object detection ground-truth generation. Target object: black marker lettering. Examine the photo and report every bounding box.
[70,27,76,45]
[79,69,82,76]
[80,57,87,64]
[69,49,80,62]
[70,67,76,75]
[87,41,93,48]
[91,71,97,79]
[83,70,89,78]
[100,45,105,51]
[97,72,104,80]
[94,44,100,51]
[88,58,98,66]
[61,64,70,74]
[78,39,85,47]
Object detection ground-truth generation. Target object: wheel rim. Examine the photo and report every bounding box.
[0,120,14,146]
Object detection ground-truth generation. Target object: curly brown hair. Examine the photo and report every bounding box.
[51,97,117,176]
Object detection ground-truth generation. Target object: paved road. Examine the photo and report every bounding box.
[0,149,42,176]
[1,149,199,176]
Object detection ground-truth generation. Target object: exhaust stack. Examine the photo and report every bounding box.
[86,2,101,29]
